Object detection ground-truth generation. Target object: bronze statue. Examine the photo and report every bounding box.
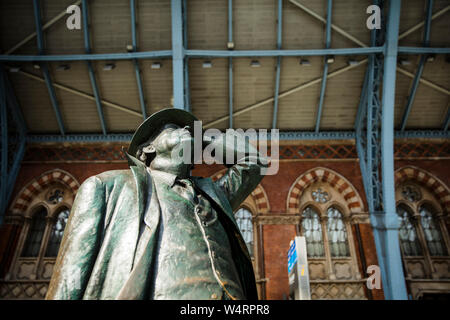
[46,108,268,300]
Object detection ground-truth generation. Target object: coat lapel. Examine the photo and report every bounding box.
[127,153,148,223]
[117,154,161,299]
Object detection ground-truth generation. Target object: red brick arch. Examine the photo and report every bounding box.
[395,166,450,212]
[211,169,270,213]
[286,167,364,214]
[9,169,80,215]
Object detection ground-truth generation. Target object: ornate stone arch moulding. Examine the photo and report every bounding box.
[286,167,366,222]
[8,169,80,217]
[395,166,450,213]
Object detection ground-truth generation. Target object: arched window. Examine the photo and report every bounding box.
[419,204,447,256]
[45,207,70,257]
[326,207,350,257]
[235,207,254,257]
[7,184,74,285]
[297,179,364,299]
[301,206,324,258]
[396,182,449,259]
[397,204,422,256]
[21,208,47,257]
[395,180,450,296]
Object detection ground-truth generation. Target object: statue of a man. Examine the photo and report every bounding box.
[46,108,268,300]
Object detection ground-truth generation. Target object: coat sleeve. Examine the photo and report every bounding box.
[213,131,269,212]
[45,176,106,300]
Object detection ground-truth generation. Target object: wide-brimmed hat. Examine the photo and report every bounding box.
[127,108,198,166]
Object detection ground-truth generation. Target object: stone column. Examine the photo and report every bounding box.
[320,214,336,280]
[345,216,361,279]
[31,216,54,280]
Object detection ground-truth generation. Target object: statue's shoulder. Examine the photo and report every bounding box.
[87,169,134,186]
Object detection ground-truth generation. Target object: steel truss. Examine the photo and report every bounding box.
[356,0,408,300]
[0,1,449,301]
[0,64,27,225]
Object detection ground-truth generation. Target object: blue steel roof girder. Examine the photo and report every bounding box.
[82,0,108,134]
[32,0,65,136]
[271,0,283,129]
[314,0,333,133]
[399,0,434,131]
[131,0,148,120]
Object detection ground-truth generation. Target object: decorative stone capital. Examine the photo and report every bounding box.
[350,213,370,224]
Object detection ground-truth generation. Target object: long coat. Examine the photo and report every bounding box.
[46,153,263,300]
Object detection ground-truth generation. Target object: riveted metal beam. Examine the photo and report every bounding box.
[171,0,185,110]
[228,0,233,129]
[23,130,449,143]
[400,0,434,131]
[315,0,332,133]
[183,0,191,112]
[271,0,283,129]
[131,0,148,120]
[0,66,8,224]
[82,0,107,134]
[443,108,450,131]
[378,0,408,300]
[33,0,65,135]
[0,64,27,225]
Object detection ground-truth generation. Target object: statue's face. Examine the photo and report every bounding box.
[143,125,194,170]
[152,125,193,155]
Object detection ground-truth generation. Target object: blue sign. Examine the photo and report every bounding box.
[287,240,297,273]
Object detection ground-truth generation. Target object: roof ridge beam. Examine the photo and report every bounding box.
[2,46,449,61]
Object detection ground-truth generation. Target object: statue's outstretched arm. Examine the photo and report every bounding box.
[213,131,269,212]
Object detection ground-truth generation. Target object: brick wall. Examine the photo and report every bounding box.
[2,141,449,300]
